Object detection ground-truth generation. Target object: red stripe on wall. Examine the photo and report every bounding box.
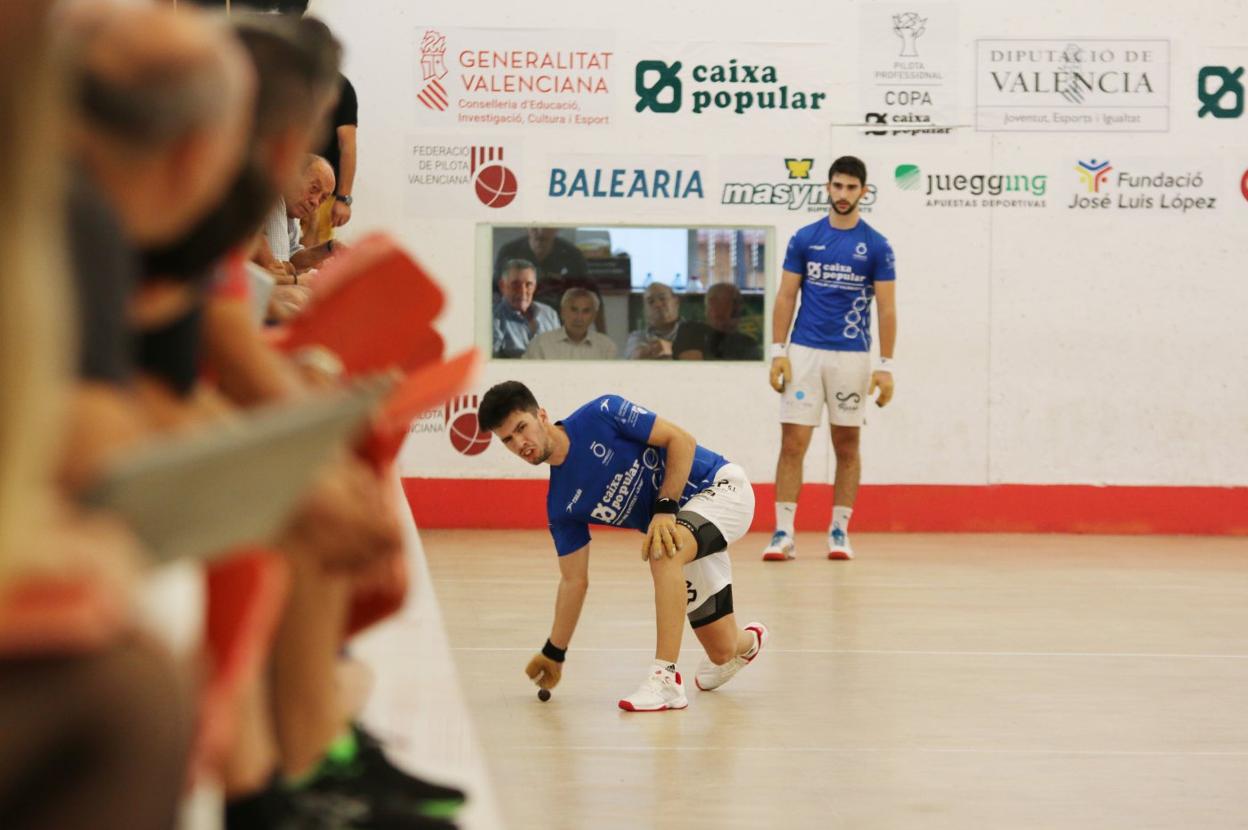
[401,479,1248,536]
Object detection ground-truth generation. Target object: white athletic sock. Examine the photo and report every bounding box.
[653,659,677,677]
[831,505,853,534]
[775,502,797,536]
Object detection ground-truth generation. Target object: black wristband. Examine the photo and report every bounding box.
[542,639,566,663]
[654,497,680,515]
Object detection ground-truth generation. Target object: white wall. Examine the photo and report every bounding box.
[309,0,1248,487]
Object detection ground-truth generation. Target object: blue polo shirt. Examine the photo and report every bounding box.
[782,217,895,352]
[546,395,728,555]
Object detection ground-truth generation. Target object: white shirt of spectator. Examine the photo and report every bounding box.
[524,327,619,360]
[263,197,303,263]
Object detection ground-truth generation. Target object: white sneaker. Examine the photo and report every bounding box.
[762,531,796,561]
[695,622,768,692]
[827,526,854,560]
[617,667,688,712]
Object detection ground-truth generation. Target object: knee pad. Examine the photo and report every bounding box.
[675,510,727,560]
[688,583,733,629]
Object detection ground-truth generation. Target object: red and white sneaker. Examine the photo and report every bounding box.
[762,531,796,561]
[695,622,768,691]
[827,526,854,560]
[618,666,688,712]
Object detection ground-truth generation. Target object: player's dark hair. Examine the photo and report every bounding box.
[479,381,540,431]
[828,156,867,185]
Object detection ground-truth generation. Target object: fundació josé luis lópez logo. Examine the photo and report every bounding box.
[1075,159,1113,192]
[1068,160,1218,212]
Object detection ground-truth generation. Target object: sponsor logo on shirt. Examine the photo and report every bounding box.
[588,447,661,524]
[805,261,868,287]
[566,488,583,512]
[590,442,615,465]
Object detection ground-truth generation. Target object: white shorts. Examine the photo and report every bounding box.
[779,344,871,427]
[680,463,754,627]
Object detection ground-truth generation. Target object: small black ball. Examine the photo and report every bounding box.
[537,688,551,702]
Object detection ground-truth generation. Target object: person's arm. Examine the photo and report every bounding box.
[291,242,333,272]
[331,125,357,227]
[769,269,802,391]
[202,295,304,404]
[550,544,589,649]
[640,416,697,560]
[252,234,295,284]
[871,279,897,406]
[525,543,589,690]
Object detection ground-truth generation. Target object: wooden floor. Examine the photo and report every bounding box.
[420,529,1248,830]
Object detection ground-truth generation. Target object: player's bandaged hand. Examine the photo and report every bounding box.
[525,653,563,689]
[769,357,791,393]
[642,514,680,561]
[870,370,894,407]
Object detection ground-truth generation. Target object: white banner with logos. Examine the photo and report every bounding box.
[857,3,960,141]
[975,39,1171,132]
[308,0,1248,488]
[405,135,524,216]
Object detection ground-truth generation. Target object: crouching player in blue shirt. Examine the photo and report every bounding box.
[478,381,769,712]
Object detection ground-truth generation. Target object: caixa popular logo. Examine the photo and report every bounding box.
[548,166,704,199]
[634,58,826,116]
[1197,66,1244,119]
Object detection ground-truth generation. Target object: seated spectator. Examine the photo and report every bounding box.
[493,259,558,358]
[493,227,589,309]
[673,282,762,360]
[256,153,334,282]
[624,282,688,360]
[524,288,618,361]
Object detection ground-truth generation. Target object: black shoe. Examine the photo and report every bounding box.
[292,724,467,824]
[230,775,441,830]
[288,787,458,829]
[351,724,467,818]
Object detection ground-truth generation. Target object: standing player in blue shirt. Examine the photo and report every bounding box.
[764,156,898,561]
[478,381,769,712]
